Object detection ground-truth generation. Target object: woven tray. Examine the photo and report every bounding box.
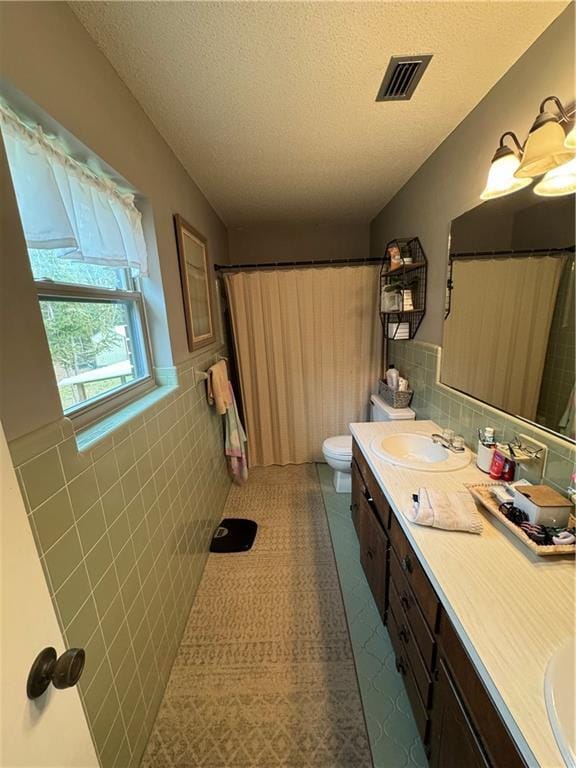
[467,483,576,557]
[378,381,413,409]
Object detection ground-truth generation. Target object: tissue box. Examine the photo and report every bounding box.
[512,485,572,527]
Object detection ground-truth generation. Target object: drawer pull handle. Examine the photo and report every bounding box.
[363,489,374,504]
[395,657,407,676]
[366,549,374,560]
[401,554,413,574]
[399,625,409,643]
[351,503,358,512]
[400,593,412,611]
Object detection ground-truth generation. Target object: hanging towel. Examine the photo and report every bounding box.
[207,360,231,415]
[407,488,483,534]
[207,361,248,484]
[225,382,248,485]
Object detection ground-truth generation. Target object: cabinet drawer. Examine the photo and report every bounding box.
[389,548,436,670]
[352,440,391,529]
[388,604,430,745]
[389,576,433,708]
[389,514,440,632]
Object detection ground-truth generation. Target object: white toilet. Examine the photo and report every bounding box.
[321,394,415,493]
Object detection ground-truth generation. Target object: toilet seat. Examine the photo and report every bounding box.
[322,435,352,460]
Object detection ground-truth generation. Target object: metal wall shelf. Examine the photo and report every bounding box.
[379,238,427,340]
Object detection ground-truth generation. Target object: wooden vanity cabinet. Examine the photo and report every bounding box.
[350,438,527,768]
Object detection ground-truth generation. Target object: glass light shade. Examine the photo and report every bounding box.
[515,120,574,178]
[565,125,576,149]
[533,157,576,197]
[480,152,531,200]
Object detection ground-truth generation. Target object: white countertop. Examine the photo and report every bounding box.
[350,420,575,768]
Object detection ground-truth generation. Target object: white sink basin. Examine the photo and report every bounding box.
[545,637,576,767]
[370,432,471,472]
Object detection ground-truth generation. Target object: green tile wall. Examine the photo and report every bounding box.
[388,339,575,494]
[10,347,231,768]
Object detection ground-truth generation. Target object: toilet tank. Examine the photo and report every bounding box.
[370,393,415,422]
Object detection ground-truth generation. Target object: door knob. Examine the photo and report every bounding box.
[27,647,85,699]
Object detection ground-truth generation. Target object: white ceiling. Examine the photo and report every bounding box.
[72,1,567,225]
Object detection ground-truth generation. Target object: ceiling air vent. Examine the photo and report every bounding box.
[376,55,432,102]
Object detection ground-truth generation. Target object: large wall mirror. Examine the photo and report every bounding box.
[442,188,575,442]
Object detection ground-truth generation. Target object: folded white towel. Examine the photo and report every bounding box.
[407,488,483,534]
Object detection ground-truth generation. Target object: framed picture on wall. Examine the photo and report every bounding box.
[174,214,216,352]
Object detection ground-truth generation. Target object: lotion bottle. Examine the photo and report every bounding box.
[386,365,400,390]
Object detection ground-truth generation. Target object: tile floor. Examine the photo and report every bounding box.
[317,463,427,768]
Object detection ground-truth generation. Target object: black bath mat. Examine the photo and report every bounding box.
[209,518,258,553]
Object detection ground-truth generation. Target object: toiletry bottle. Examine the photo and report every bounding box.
[389,245,403,271]
[501,457,516,482]
[398,377,409,393]
[386,365,400,390]
[489,449,506,480]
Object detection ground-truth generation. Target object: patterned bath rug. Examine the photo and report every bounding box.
[141,464,373,768]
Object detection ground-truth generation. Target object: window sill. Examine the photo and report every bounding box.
[68,375,156,431]
[76,383,178,453]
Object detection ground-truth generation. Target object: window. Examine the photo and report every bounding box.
[33,251,151,417]
[1,101,153,425]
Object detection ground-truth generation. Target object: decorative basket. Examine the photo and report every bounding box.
[378,380,413,409]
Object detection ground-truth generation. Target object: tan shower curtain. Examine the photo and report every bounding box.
[224,266,382,466]
[442,255,564,421]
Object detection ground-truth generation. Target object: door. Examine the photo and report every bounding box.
[430,659,490,768]
[357,492,389,623]
[351,459,363,536]
[0,422,99,767]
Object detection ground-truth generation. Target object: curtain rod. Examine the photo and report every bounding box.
[214,256,382,272]
[449,245,575,260]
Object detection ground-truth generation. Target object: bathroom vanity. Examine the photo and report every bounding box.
[350,420,574,768]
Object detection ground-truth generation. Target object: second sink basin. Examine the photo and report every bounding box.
[370,432,471,472]
[545,637,576,768]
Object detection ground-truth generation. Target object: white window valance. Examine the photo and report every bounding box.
[0,103,148,275]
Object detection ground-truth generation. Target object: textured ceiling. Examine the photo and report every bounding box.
[72,1,567,225]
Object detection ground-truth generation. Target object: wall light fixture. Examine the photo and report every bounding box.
[480,132,532,200]
[480,96,575,201]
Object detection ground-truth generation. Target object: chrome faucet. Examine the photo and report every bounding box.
[431,433,466,453]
